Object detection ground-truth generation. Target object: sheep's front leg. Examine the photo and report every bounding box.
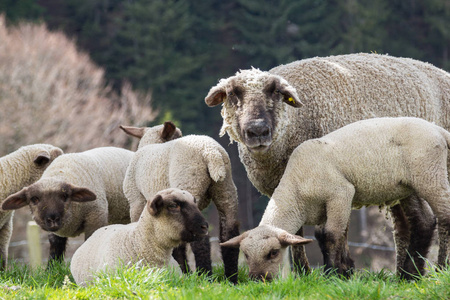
[190,236,212,277]
[322,187,355,278]
[48,233,67,265]
[315,223,352,272]
[0,217,13,270]
[291,227,311,273]
[172,244,190,273]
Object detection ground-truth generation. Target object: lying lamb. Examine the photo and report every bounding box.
[121,121,240,283]
[205,53,450,277]
[2,147,133,261]
[221,117,450,280]
[0,144,63,268]
[70,188,209,286]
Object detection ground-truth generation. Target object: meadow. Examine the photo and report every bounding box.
[0,261,448,299]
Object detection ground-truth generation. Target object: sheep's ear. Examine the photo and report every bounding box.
[161,121,180,141]
[148,194,164,216]
[69,186,97,202]
[205,85,226,107]
[2,188,28,210]
[277,232,313,247]
[220,231,249,248]
[33,152,51,167]
[120,125,146,139]
[279,82,303,108]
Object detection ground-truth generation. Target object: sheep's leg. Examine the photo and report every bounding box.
[291,226,310,273]
[48,233,67,266]
[172,244,190,273]
[315,223,352,272]
[0,217,13,270]
[391,196,436,280]
[190,236,212,277]
[322,186,355,277]
[219,219,240,284]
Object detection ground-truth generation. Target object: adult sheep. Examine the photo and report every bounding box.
[205,53,450,278]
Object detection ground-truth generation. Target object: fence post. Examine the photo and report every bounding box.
[27,221,42,268]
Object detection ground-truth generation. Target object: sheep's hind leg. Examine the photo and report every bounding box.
[219,220,240,284]
[391,196,436,280]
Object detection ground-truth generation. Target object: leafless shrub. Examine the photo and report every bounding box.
[0,15,156,155]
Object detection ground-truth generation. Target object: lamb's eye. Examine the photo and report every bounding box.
[267,249,279,260]
[274,89,281,95]
[62,193,69,202]
[167,203,180,212]
[227,91,234,97]
[30,196,39,204]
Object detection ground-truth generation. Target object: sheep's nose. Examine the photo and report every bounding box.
[249,272,272,282]
[245,121,271,139]
[45,214,61,229]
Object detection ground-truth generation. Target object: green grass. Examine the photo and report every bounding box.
[0,261,449,299]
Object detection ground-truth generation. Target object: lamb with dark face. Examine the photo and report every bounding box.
[2,147,133,263]
[70,188,209,286]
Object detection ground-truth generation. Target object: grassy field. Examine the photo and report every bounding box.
[0,261,449,299]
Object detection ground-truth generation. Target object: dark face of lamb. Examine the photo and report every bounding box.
[148,189,209,243]
[205,70,302,153]
[2,180,96,232]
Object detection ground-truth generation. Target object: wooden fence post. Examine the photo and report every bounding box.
[26,221,42,268]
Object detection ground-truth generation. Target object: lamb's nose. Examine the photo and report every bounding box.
[46,214,61,228]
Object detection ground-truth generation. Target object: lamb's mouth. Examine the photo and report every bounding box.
[247,144,271,154]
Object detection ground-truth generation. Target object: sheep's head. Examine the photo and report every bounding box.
[120,121,182,149]
[220,225,312,281]
[24,144,64,184]
[147,188,208,244]
[205,69,303,154]
[2,179,96,232]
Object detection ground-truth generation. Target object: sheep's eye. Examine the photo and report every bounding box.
[244,253,249,260]
[62,193,69,202]
[227,91,234,97]
[30,196,39,204]
[267,249,279,260]
[274,89,281,95]
[167,203,180,212]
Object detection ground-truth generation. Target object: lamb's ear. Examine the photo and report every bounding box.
[33,151,51,167]
[148,194,164,216]
[278,232,313,247]
[205,85,226,107]
[120,125,146,139]
[2,188,29,210]
[161,121,180,141]
[279,81,303,108]
[220,231,249,248]
[67,184,97,202]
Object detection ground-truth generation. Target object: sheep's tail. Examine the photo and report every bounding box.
[202,146,228,182]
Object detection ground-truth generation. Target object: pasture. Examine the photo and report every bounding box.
[0,261,448,299]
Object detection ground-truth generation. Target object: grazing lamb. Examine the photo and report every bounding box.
[0,144,63,268]
[2,147,133,261]
[221,117,450,280]
[205,53,450,278]
[121,122,240,283]
[70,188,208,286]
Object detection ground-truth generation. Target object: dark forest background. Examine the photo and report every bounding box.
[1,0,449,268]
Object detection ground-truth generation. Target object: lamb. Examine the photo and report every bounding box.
[2,147,133,261]
[121,121,240,283]
[221,117,450,280]
[205,53,450,278]
[0,144,63,268]
[70,188,209,286]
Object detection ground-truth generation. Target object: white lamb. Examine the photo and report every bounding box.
[0,143,63,268]
[2,147,133,261]
[122,121,240,283]
[221,117,450,280]
[70,188,209,286]
[205,53,450,278]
